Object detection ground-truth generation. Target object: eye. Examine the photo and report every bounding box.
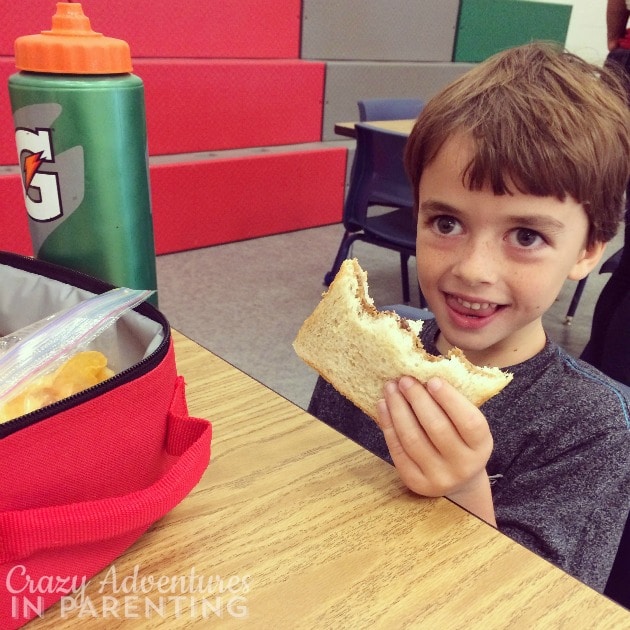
[431,215,462,236]
[509,227,545,248]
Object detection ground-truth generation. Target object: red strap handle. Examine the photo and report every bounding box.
[0,378,211,563]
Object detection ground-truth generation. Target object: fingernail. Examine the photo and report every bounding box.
[384,380,398,395]
[427,376,442,392]
[398,376,415,390]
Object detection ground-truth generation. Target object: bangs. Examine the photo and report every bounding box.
[459,85,582,202]
[463,132,572,202]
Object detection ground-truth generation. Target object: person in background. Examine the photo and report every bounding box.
[308,42,630,594]
[580,0,630,384]
[607,0,630,54]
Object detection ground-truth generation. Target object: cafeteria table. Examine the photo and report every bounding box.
[334,119,416,138]
[28,331,630,628]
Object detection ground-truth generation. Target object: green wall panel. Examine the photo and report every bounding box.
[454,0,572,62]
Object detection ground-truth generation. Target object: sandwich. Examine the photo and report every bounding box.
[293,258,512,420]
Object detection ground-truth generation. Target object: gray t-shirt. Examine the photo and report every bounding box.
[308,317,630,592]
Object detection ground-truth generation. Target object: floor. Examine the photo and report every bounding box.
[156,222,622,411]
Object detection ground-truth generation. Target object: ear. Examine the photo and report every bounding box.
[567,241,607,281]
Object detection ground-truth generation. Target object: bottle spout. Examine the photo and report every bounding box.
[46,2,98,37]
[14,2,132,74]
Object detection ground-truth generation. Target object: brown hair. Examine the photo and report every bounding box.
[404,42,630,245]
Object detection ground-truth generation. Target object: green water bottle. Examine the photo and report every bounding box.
[8,2,158,303]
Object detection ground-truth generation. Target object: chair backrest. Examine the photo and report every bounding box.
[343,123,414,231]
[358,98,424,122]
[600,246,623,274]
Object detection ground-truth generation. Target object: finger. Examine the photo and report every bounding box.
[377,383,420,455]
[377,396,438,495]
[378,381,488,498]
[423,377,492,452]
[379,380,452,481]
[396,376,463,454]
[376,397,404,457]
[381,379,439,459]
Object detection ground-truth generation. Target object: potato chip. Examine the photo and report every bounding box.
[0,351,114,424]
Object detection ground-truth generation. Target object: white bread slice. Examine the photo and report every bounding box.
[293,258,512,420]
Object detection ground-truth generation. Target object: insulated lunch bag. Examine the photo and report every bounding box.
[0,251,212,629]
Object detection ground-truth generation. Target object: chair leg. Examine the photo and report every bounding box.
[565,276,588,325]
[400,253,410,303]
[324,231,360,285]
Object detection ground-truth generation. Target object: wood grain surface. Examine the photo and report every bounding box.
[28,331,630,628]
[334,119,415,138]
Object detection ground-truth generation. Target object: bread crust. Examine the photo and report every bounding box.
[294,259,512,420]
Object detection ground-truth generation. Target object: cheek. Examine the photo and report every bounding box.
[415,249,445,288]
[509,269,566,313]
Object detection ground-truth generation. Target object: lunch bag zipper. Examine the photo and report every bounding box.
[0,331,170,438]
[0,251,170,439]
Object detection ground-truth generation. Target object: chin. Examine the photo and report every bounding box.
[436,320,505,352]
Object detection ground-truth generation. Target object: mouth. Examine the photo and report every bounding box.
[444,293,506,324]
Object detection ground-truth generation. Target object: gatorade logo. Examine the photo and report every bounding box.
[15,126,63,222]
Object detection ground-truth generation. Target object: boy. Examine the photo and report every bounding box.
[309,42,630,593]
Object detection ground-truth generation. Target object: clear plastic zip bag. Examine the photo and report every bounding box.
[0,287,154,423]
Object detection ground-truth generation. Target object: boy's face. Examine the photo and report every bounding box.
[416,134,605,368]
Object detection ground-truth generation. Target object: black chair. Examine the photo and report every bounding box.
[324,123,425,305]
[600,378,630,610]
[358,97,424,122]
[564,247,623,324]
[356,99,422,212]
[605,509,630,609]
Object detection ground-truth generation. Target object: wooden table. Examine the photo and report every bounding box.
[30,332,630,628]
[334,119,416,138]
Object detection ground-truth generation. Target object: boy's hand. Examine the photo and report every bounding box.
[376,376,496,525]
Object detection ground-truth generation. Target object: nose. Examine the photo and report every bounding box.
[451,237,500,286]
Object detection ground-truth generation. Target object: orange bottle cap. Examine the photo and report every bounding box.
[14,2,132,74]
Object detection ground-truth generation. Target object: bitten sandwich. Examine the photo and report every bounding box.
[293,259,512,420]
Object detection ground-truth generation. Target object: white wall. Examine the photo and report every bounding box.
[524,0,608,64]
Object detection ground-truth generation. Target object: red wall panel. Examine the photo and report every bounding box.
[137,59,325,155]
[0,61,16,166]
[0,58,326,164]
[0,148,347,257]
[2,0,301,59]
[151,149,346,253]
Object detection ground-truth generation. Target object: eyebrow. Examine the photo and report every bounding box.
[418,200,459,215]
[419,200,567,232]
[504,215,566,232]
